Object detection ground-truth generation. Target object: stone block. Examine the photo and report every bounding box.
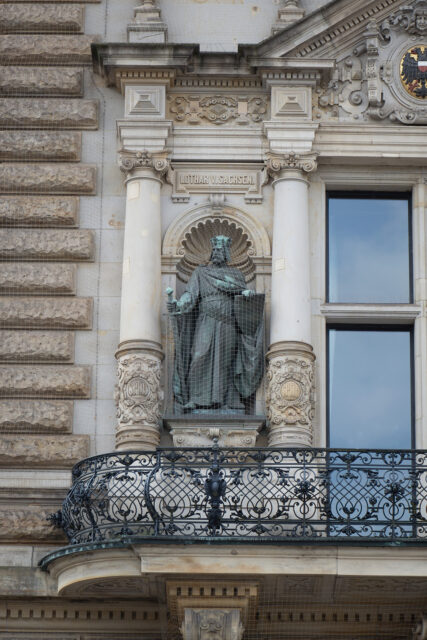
[0,196,79,227]
[0,229,94,260]
[0,365,91,397]
[0,98,98,129]
[0,4,84,32]
[0,434,90,468]
[0,506,66,541]
[0,35,95,64]
[0,297,92,329]
[0,399,73,433]
[0,67,83,96]
[0,164,96,194]
[0,263,76,294]
[0,331,74,363]
[0,131,81,161]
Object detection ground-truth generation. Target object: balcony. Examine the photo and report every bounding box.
[48,444,427,549]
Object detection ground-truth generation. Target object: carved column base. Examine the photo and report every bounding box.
[266,341,315,447]
[115,341,163,451]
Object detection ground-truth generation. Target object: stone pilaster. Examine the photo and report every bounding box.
[265,152,317,447]
[115,150,170,451]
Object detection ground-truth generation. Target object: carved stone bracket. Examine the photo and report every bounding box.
[182,609,244,640]
[115,349,163,450]
[266,341,315,447]
[413,615,427,640]
[118,150,170,180]
[265,152,318,181]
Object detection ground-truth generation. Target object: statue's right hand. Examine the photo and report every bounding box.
[166,300,178,313]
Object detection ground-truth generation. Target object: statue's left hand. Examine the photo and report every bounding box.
[242,289,255,298]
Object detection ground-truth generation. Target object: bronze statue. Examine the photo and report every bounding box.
[166,235,264,414]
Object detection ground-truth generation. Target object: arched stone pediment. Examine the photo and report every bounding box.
[162,202,271,283]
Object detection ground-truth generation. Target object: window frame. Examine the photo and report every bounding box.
[326,323,415,449]
[326,190,414,305]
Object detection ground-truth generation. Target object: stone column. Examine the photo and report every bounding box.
[265,152,317,448]
[115,150,169,451]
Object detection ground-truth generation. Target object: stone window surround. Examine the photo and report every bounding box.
[313,167,426,448]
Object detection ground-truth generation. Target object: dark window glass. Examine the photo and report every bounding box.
[327,194,411,303]
[328,328,413,449]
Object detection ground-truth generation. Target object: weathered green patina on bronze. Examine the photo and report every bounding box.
[166,235,264,414]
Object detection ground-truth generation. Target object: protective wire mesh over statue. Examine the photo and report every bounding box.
[166,235,265,415]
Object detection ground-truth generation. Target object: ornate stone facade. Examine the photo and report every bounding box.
[115,352,162,450]
[266,342,315,447]
[167,95,268,126]
[118,149,170,177]
[182,609,244,640]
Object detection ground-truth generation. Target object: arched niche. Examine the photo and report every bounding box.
[162,202,271,286]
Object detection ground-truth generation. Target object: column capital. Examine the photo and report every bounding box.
[265,152,318,182]
[119,149,170,181]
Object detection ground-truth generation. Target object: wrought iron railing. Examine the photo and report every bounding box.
[50,446,427,545]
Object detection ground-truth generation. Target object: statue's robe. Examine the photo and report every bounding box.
[171,264,264,410]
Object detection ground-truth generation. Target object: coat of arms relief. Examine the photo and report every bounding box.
[314,0,427,123]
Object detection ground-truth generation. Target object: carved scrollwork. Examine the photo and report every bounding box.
[266,355,315,428]
[118,150,170,178]
[115,353,162,428]
[380,0,427,40]
[168,94,268,126]
[265,152,318,179]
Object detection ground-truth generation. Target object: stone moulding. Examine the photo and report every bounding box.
[0,434,89,468]
[0,365,91,398]
[0,229,94,261]
[0,35,95,64]
[0,4,84,33]
[167,94,269,126]
[0,297,92,329]
[0,67,83,97]
[0,399,73,433]
[0,196,79,227]
[0,131,81,162]
[0,98,98,129]
[0,331,74,363]
[0,263,76,295]
[0,164,96,195]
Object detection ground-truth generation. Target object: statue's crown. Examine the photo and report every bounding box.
[210,235,231,249]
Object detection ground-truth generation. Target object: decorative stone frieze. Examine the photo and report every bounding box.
[0,4,84,33]
[0,229,94,260]
[0,196,78,227]
[0,365,91,398]
[0,331,74,363]
[167,94,268,126]
[118,150,170,178]
[0,263,76,295]
[265,152,318,180]
[0,434,89,468]
[0,131,81,161]
[0,67,83,96]
[0,35,94,64]
[266,342,315,447]
[0,297,92,329]
[182,609,244,640]
[0,399,73,433]
[115,351,162,450]
[0,98,98,129]
[0,506,66,541]
[0,164,96,194]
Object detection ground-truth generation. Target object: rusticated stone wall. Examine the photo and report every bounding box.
[0,0,99,542]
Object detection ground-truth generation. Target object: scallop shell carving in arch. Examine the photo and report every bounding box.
[177,217,255,283]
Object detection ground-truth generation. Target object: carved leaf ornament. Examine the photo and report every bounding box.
[266,357,314,427]
[116,354,161,427]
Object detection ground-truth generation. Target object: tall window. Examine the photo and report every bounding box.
[326,193,414,449]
